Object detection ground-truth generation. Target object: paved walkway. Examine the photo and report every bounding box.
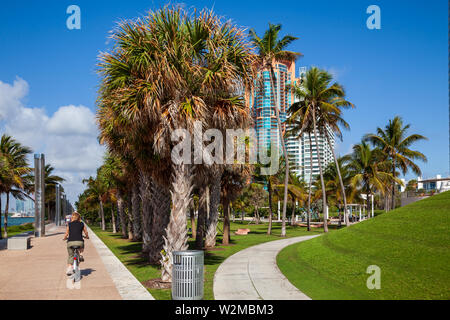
[0,224,153,300]
[214,235,320,300]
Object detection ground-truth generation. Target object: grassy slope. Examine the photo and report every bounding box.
[91,221,324,300]
[277,191,450,300]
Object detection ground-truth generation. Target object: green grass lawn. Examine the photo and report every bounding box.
[4,223,34,237]
[90,220,325,300]
[277,191,450,300]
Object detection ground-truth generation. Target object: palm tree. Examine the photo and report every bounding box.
[322,155,355,226]
[82,168,115,231]
[0,154,11,239]
[0,134,32,238]
[348,141,401,207]
[220,165,250,245]
[249,23,301,237]
[364,116,427,210]
[97,7,256,281]
[42,164,65,221]
[285,174,307,226]
[288,67,354,231]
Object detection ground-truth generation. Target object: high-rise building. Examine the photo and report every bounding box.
[298,127,335,183]
[249,64,335,181]
[249,59,296,153]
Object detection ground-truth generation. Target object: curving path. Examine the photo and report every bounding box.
[213,235,320,300]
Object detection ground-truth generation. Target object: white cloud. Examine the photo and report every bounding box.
[0,77,29,120]
[47,105,97,136]
[0,77,105,203]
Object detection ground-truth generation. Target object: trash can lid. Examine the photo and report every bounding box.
[172,250,204,256]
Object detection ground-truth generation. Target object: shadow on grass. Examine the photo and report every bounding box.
[116,242,143,255]
[204,252,226,266]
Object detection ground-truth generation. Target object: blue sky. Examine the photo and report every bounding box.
[0,0,448,202]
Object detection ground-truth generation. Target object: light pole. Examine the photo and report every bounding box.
[62,193,67,220]
[55,184,61,226]
[34,154,45,237]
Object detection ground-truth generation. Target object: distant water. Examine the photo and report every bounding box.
[0,215,34,226]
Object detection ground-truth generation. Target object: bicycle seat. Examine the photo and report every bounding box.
[70,245,81,249]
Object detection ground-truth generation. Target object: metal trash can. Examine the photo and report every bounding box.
[172,250,204,300]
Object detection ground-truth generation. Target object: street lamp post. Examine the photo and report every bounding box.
[55,184,61,226]
[34,154,46,237]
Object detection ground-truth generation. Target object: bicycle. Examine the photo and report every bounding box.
[65,236,88,282]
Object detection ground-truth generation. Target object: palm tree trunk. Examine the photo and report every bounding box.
[222,200,230,245]
[337,206,342,228]
[111,202,117,233]
[267,179,274,234]
[127,198,133,240]
[131,183,142,241]
[3,193,9,238]
[325,131,349,226]
[140,173,152,252]
[99,199,105,231]
[391,158,396,210]
[160,164,192,282]
[269,65,289,237]
[148,179,171,264]
[307,133,313,231]
[205,169,221,248]
[290,201,296,226]
[127,216,133,239]
[190,203,196,240]
[195,186,208,250]
[312,108,328,233]
[117,191,126,238]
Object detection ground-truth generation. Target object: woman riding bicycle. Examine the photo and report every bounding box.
[62,212,89,276]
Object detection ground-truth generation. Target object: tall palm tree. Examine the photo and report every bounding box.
[249,23,301,237]
[0,134,32,238]
[288,67,354,231]
[348,141,401,207]
[82,168,114,231]
[97,7,256,281]
[364,116,427,210]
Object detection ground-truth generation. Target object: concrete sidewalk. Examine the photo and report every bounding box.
[0,224,152,300]
[213,235,319,300]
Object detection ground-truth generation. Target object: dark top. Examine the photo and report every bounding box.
[68,221,84,242]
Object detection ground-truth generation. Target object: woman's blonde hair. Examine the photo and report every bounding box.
[71,211,81,222]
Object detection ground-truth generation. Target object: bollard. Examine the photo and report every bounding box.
[172,250,204,300]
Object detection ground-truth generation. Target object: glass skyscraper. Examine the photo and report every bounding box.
[249,59,296,154]
[249,63,335,181]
